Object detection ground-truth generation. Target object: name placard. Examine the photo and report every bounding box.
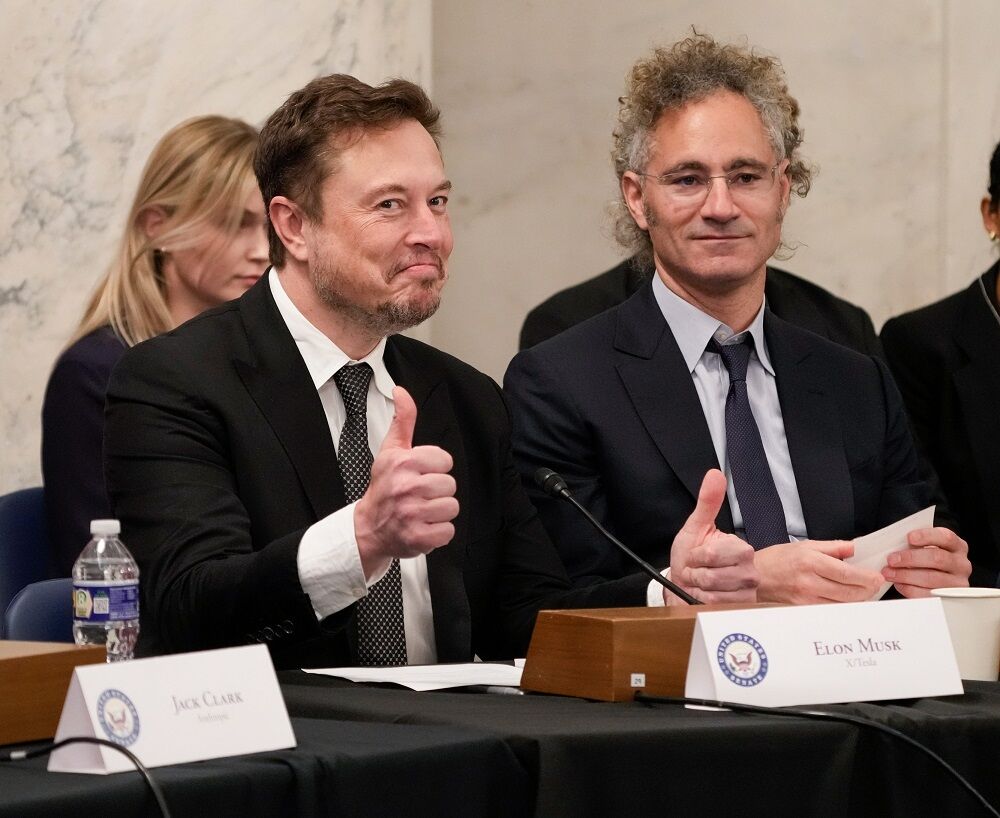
[48,645,295,774]
[686,598,962,706]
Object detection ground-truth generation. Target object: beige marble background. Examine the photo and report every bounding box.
[0,0,430,493]
[5,0,1000,493]
[430,0,1000,380]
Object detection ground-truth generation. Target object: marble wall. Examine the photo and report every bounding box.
[430,0,1000,381]
[0,0,431,493]
[6,1,1000,494]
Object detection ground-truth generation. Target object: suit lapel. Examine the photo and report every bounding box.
[384,337,471,662]
[952,276,1000,550]
[613,285,735,531]
[766,313,854,539]
[764,267,830,337]
[233,277,348,520]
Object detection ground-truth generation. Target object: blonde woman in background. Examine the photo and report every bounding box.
[41,115,268,575]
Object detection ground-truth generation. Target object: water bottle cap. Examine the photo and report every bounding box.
[90,519,121,536]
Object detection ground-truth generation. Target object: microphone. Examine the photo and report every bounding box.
[533,467,701,606]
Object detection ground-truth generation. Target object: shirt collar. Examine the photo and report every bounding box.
[651,273,775,376]
[268,268,395,397]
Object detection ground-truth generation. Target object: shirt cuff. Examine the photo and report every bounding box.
[646,567,672,607]
[297,501,388,620]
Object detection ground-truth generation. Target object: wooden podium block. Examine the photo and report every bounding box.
[522,605,775,702]
[0,641,106,745]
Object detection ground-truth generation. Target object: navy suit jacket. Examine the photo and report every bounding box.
[505,281,930,586]
[104,276,647,668]
[42,326,126,576]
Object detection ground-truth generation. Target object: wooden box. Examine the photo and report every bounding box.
[521,605,775,701]
[0,641,106,745]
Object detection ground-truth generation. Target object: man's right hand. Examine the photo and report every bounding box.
[354,386,459,578]
[667,469,759,605]
[755,540,883,604]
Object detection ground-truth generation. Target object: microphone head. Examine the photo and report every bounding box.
[534,467,570,497]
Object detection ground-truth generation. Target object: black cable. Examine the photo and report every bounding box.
[1,736,172,818]
[634,693,1000,818]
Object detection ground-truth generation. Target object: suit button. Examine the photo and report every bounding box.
[280,619,295,636]
[261,626,276,641]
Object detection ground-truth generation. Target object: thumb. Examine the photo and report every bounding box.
[684,468,727,533]
[380,386,417,451]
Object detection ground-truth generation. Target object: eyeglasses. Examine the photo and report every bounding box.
[634,163,781,203]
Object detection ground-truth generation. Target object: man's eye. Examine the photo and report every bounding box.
[377,200,400,210]
[731,172,762,186]
[429,195,448,207]
[671,175,704,188]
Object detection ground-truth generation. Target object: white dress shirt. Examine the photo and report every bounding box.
[270,270,437,664]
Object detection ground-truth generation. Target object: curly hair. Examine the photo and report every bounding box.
[612,34,812,267]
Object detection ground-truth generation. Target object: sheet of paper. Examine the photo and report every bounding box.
[303,663,523,691]
[847,506,935,600]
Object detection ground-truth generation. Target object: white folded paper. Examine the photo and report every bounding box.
[847,506,935,600]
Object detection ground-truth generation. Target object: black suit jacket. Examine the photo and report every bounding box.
[519,257,883,357]
[505,281,929,586]
[881,263,1000,587]
[104,277,647,668]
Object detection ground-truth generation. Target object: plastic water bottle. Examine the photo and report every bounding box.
[72,519,140,662]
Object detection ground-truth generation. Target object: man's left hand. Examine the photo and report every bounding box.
[882,527,971,597]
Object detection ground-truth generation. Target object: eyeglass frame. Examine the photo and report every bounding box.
[630,160,787,203]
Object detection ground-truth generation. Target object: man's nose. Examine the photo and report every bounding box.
[699,178,741,221]
[408,205,448,249]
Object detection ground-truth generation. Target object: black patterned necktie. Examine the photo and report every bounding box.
[707,336,789,550]
[332,363,408,666]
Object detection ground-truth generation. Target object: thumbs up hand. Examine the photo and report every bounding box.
[354,387,459,578]
[666,469,758,605]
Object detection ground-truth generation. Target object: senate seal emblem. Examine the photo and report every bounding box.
[717,633,768,687]
[96,688,140,747]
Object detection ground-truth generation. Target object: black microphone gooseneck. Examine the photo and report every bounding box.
[534,467,701,606]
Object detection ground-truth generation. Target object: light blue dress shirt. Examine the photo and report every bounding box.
[651,275,807,541]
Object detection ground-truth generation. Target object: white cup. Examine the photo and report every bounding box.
[930,587,1000,681]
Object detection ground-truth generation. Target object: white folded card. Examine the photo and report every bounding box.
[847,505,936,600]
[48,644,295,774]
[685,597,962,707]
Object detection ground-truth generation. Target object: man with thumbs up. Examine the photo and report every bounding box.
[504,35,971,604]
[104,74,757,670]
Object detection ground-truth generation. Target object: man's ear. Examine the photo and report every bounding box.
[621,172,649,230]
[981,196,1000,239]
[137,206,169,242]
[269,196,310,263]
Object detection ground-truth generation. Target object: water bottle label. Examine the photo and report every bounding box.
[73,582,139,622]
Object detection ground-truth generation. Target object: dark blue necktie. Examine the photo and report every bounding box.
[333,363,408,667]
[707,336,788,550]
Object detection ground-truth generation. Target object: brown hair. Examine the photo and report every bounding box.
[612,34,812,267]
[255,74,441,266]
[73,115,259,347]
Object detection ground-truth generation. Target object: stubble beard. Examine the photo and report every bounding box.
[310,258,444,338]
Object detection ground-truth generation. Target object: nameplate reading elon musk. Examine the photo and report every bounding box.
[684,598,962,707]
[48,645,295,774]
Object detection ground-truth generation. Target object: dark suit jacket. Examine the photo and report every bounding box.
[104,276,647,669]
[41,326,126,577]
[505,281,929,586]
[881,263,1000,587]
[519,257,883,357]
